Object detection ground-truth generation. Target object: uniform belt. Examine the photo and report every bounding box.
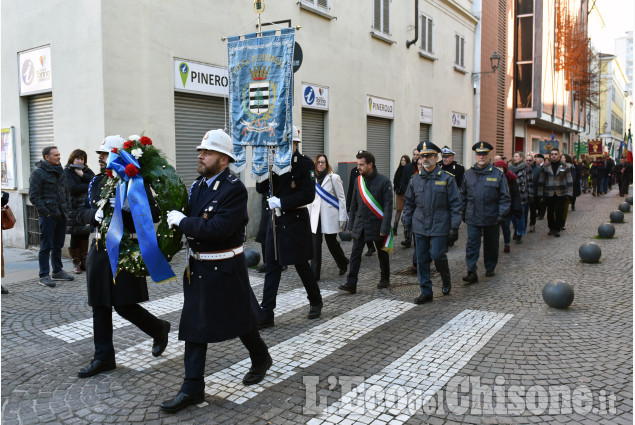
[189,246,244,261]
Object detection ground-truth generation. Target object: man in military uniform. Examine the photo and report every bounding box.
[259,126,323,329]
[76,136,170,379]
[339,151,393,293]
[461,142,510,283]
[438,146,465,190]
[403,142,462,303]
[163,129,271,413]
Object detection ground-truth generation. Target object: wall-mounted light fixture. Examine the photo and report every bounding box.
[472,51,502,81]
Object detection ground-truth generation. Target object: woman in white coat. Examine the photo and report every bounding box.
[309,154,349,281]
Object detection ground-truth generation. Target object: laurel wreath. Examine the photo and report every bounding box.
[98,136,188,278]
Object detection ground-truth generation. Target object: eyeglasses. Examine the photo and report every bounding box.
[316,161,326,164]
[526,159,534,162]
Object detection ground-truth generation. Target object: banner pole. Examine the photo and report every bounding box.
[269,147,279,261]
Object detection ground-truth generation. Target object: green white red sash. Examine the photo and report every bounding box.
[358,175,393,253]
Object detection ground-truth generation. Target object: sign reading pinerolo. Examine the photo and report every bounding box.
[367,95,394,119]
[174,59,228,97]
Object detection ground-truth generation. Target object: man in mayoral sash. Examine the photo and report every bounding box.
[339,151,393,294]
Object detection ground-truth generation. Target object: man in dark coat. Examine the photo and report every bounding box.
[259,126,323,328]
[437,145,465,189]
[537,148,573,237]
[615,157,633,196]
[403,142,462,303]
[76,135,170,379]
[339,151,393,293]
[347,151,377,256]
[28,146,74,287]
[163,129,271,413]
[460,142,510,283]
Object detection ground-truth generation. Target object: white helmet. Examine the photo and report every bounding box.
[96,135,125,154]
[196,129,236,162]
[292,125,301,143]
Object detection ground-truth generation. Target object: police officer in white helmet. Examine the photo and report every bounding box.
[162,129,271,413]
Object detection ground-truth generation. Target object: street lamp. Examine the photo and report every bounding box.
[472,51,502,81]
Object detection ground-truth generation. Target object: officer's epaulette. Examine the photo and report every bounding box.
[227,174,239,183]
[441,170,454,177]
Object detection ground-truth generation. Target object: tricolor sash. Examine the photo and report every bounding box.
[315,182,339,210]
[357,175,393,253]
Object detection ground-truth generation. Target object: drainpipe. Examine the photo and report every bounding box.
[406,0,419,48]
[472,0,482,165]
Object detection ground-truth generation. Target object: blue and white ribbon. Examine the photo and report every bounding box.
[105,150,176,283]
[315,183,339,210]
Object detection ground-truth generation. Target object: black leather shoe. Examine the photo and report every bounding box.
[377,279,389,289]
[160,391,205,413]
[400,240,411,248]
[414,294,433,304]
[442,285,451,295]
[485,270,496,277]
[77,358,116,378]
[365,247,376,256]
[462,272,478,284]
[152,320,171,357]
[339,259,349,276]
[553,230,560,237]
[338,283,357,294]
[258,314,275,330]
[243,354,273,385]
[256,264,267,273]
[307,303,323,319]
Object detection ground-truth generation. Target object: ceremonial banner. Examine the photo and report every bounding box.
[227,28,295,181]
[588,140,603,156]
[539,139,559,154]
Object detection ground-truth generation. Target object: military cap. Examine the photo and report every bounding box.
[441,146,455,156]
[472,141,494,153]
[418,141,441,155]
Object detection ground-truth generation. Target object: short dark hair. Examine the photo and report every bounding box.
[356,151,375,167]
[550,148,560,154]
[535,153,545,159]
[42,146,58,158]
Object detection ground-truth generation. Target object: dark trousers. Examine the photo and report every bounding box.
[414,234,449,296]
[261,260,322,316]
[347,230,389,285]
[182,328,268,394]
[92,304,163,361]
[38,216,67,277]
[465,224,499,273]
[545,196,566,231]
[311,221,348,279]
[620,179,631,196]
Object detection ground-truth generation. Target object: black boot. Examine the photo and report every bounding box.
[462,271,478,284]
[437,259,451,295]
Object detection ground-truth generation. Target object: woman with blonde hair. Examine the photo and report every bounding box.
[309,154,349,281]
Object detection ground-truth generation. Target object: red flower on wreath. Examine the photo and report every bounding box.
[139,136,152,146]
[106,170,114,178]
[123,140,134,150]
[111,147,118,153]
[125,164,139,177]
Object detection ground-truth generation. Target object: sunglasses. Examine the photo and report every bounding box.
[475,152,489,157]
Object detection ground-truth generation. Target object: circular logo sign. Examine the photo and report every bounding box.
[303,86,315,105]
[21,59,34,85]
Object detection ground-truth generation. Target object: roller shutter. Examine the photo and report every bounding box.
[366,116,391,176]
[451,127,464,165]
[174,92,226,186]
[301,108,325,161]
[419,124,430,145]
[28,93,54,172]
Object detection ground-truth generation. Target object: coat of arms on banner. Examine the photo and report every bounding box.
[241,65,277,135]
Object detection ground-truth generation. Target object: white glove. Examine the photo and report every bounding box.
[339,220,347,231]
[267,196,281,210]
[94,209,104,223]
[167,210,186,228]
[109,197,116,206]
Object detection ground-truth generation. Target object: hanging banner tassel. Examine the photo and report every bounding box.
[382,228,394,254]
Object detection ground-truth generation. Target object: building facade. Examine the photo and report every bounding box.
[1,0,478,248]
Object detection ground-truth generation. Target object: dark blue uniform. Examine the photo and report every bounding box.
[176,168,267,394]
[77,173,166,366]
[261,150,322,320]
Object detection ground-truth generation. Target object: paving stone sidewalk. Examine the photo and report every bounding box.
[1,188,632,424]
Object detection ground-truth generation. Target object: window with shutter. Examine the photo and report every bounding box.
[373,0,390,36]
[420,14,433,54]
[455,34,465,68]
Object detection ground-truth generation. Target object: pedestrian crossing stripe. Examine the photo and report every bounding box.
[203,299,416,403]
[308,309,513,424]
[43,275,265,343]
[115,288,338,371]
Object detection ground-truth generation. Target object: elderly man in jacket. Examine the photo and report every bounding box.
[537,148,573,237]
[339,151,393,293]
[403,142,462,303]
[28,146,74,287]
[461,142,511,284]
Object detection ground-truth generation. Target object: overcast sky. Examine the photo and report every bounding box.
[592,0,635,53]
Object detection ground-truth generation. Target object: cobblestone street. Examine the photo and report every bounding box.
[1,189,632,424]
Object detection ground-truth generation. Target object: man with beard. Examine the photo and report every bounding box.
[163,129,271,413]
[75,136,170,379]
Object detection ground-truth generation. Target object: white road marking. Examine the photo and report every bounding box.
[43,275,264,343]
[115,288,338,371]
[203,299,416,404]
[307,309,513,425]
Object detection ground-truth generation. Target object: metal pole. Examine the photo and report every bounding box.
[268,147,279,261]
